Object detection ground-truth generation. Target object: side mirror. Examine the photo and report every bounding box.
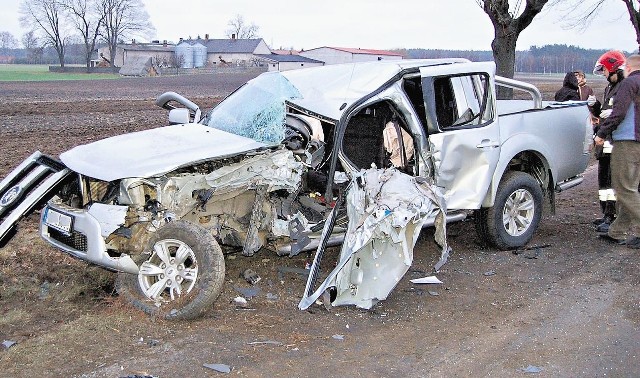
[169,108,191,125]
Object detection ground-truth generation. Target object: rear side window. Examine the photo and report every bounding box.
[430,73,493,130]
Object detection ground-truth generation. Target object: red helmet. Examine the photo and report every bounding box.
[593,50,626,75]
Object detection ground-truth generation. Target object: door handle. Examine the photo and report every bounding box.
[476,139,500,148]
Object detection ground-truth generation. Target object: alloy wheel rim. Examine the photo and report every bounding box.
[502,189,535,237]
[138,239,198,301]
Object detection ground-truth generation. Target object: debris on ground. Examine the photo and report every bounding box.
[241,268,261,285]
[332,334,344,340]
[203,363,231,373]
[247,340,283,346]
[233,286,261,298]
[483,270,496,276]
[513,244,551,259]
[520,365,543,373]
[266,293,278,300]
[119,372,158,378]
[276,266,310,282]
[38,281,50,300]
[2,340,16,349]
[232,296,248,307]
[410,276,443,284]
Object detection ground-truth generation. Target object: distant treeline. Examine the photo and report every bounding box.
[397,44,636,74]
[0,43,95,65]
[1,43,636,73]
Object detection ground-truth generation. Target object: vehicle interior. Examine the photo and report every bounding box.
[341,101,415,175]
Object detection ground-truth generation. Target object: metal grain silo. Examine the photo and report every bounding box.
[192,42,208,68]
[175,41,193,68]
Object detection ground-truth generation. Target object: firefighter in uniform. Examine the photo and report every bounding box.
[589,51,627,233]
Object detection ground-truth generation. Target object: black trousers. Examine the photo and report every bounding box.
[597,154,616,218]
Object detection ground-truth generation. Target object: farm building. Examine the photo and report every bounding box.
[97,40,174,68]
[299,47,403,65]
[255,53,324,71]
[118,56,158,77]
[189,35,271,67]
[100,35,272,69]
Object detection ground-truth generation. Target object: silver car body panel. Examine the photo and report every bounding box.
[281,58,470,121]
[40,201,139,274]
[420,62,502,210]
[485,102,591,207]
[299,168,450,310]
[0,152,71,244]
[60,124,266,181]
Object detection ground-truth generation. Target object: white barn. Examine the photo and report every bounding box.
[299,47,404,65]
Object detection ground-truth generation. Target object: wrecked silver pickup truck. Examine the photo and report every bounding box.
[0,59,591,319]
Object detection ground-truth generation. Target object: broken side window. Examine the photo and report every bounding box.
[432,73,492,130]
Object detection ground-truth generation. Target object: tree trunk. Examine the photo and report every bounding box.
[57,50,65,68]
[622,0,640,52]
[109,43,117,67]
[491,32,517,99]
[480,0,548,99]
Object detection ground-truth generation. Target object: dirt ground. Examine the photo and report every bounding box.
[0,72,638,378]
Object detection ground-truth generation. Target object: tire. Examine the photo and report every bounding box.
[116,220,225,320]
[474,171,543,250]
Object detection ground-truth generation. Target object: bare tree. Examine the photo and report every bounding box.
[99,0,154,66]
[21,30,39,49]
[22,30,42,63]
[0,31,19,54]
[476,0,549,95]
[20,0,71,67]
[552,0,640,52]
[225,14,260,39]
[62,0,105,68]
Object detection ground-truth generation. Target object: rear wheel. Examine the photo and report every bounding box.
[116,220,225,320]
[474,171,543,250]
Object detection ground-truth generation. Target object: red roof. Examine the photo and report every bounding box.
[272,49,299,55]
[318,47,402,56]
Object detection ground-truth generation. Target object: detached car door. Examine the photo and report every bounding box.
[419,62,500,210]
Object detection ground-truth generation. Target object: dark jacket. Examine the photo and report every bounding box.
[578,83,594,101]
[596,70,640,142]
[592,70,625,117]
[554,72,580,101]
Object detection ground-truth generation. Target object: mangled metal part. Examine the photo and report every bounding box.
[205,149,303,193]
[242,185,267,256]
[0,152,71,245]
[86,203,128,237]
[299,168,450,310]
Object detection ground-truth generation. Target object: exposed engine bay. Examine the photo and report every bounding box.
[50,111,348,263]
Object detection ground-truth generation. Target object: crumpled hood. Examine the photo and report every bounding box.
[60,124,266,181]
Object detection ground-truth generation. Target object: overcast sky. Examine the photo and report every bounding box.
[1,0,637,52]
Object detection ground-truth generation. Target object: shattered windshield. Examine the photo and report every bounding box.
[201,72,302,144]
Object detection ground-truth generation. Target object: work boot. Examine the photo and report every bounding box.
[592,217,606,226]
[626,236,640,249]
[598,233,626,245]
[595,222,610,233]
[595,216,614,233]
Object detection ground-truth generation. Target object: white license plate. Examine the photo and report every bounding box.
[44,208,73,234]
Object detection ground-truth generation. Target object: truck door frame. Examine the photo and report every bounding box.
[419,62,501,210]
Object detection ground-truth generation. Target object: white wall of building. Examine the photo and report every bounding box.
[300,47,402,65]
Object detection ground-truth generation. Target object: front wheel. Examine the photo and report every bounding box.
[474,171,543,250]
[116,220,225,320]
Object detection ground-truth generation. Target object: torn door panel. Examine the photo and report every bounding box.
[299,168,450,310]
[428,131,498,210]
